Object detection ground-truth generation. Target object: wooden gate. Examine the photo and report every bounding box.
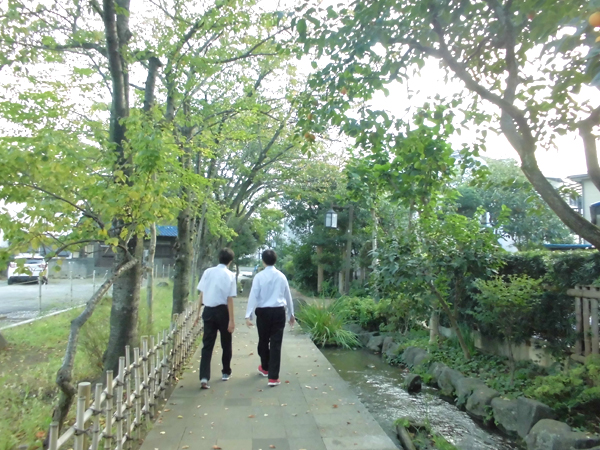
[567,285,600,361]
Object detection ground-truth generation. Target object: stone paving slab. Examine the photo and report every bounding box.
[140,298,398,450]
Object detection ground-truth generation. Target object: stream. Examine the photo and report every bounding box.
[320,348,520,450]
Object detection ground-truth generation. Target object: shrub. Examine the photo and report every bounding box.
[472,274,543,384]
[525,355,600,431]
[296,299,360,348]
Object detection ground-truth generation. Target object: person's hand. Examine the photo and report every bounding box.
[228,320,235,333]
[246,318,254,328]
[289,316,295,328]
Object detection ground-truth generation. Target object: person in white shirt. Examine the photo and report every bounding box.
[197,248,237,389]
[245,249,295,386]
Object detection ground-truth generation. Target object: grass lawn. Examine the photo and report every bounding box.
[0,283,179,450]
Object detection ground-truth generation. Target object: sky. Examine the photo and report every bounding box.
[366,62,590,180]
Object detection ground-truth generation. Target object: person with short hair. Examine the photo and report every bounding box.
[197,248,237,389]
[245,249,295,387]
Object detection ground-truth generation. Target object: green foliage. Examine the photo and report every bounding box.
[456,158,574,249]
[526,356,600,431]
[296,299,360,349]
[473,275,542,383]
[472,275,543,353]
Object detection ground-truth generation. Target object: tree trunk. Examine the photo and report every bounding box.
[172,203,192,315]
[429,310,440,344]
[344,204,354,295]
[429,281,471,360]
[103,237,143,374]
[316,245,323,294]
[190,204,208,293]
[371,207,379,300]
[0,332,8,350]
[49,258,137,439]
[146,223,156,327]
[518,150,600,248]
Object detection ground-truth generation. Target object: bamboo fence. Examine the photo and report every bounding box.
[47,303,201,450]
[567,285,600,362]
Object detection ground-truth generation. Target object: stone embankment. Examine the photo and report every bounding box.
[354,327,600,450]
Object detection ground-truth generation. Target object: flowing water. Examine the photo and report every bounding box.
[321,348,520,450]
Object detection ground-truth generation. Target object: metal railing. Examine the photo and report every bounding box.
[47,303,200,450]
[567,285,600,361]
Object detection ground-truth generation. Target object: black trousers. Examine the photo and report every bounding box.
[199,305,232,381]
[256,306,286,379]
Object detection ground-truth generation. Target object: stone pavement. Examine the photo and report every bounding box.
[140,297,398,450]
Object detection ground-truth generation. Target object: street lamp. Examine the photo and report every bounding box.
[325,208,338,229]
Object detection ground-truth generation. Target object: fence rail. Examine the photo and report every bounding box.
[47,303,200,450]
[567,285,600,361]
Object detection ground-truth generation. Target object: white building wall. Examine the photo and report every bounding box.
[581,178,600,222]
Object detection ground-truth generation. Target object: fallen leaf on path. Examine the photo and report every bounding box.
[285,380,289,383]
[269,445,276,448]
[164,409,171,412]
[182,446,189,449]
[177,415,183,419]
[160,431,166,435]
[248,414,256,418]
[212,446,221,449]
[333,404,338,408]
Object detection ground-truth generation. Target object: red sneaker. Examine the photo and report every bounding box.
[258,365,268,377]
[268,379,280,386]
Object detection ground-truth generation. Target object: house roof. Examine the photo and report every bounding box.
[156,225,178,237]
[568,174,589,182]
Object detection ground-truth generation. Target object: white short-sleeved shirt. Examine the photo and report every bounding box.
[245,265,294,320]
[197,264,237,307]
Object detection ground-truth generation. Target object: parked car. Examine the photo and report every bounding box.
[7,254,49,285]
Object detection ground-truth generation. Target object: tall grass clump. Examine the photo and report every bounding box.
[296,298,360,349]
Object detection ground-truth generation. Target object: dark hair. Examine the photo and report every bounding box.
[218,248,234,265]
[262,249,277,266]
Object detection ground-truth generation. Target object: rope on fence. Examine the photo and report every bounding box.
[48,302,201,450]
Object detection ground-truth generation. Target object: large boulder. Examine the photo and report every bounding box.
[517,397,556,439]
[381,336,396,354]
[437,367,465,397]
[343,323,364,335]
[402,346,429,367]
[455,377,486,408]
[525,419,600,450]
[465,386,499,422]
[383,339,401,360]
[404,373,422,393]
[427,362,448,386]
[358,331,376,347]
[491,397,519,437]
[366,335,385,352]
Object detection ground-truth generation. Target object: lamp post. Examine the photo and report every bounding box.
[324,204,354,295]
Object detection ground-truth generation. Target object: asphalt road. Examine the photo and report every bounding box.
[0,278,100,327]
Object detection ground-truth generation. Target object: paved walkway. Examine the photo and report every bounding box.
[140,297,398,450]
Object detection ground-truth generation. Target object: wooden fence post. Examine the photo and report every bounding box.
[104,371,114,450]
[592,298,599,355]
[91,384,102,450]
[125,346,132,448]
[48,422,59,450]
[73,382,90,450]
[133,347,142,439]
[115,357,125,450]
[575,296,583,357]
